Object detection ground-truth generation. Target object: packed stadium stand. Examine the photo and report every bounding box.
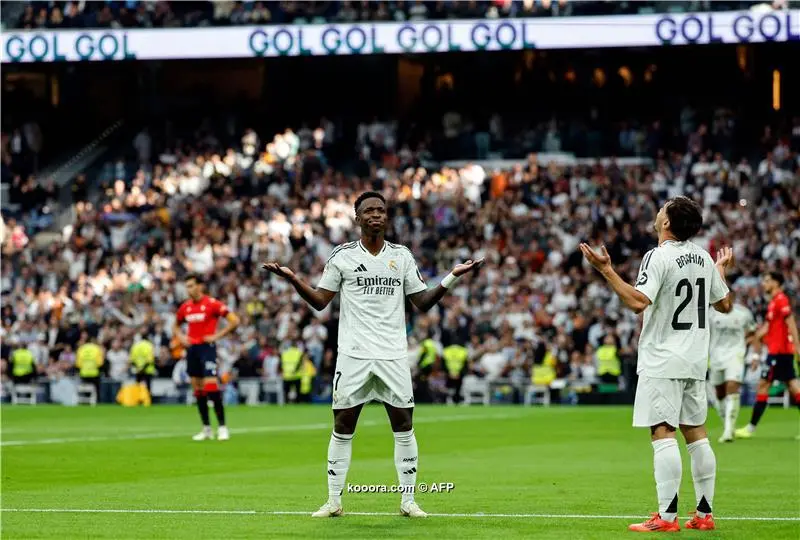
[2,1,785,30]
[1,1,798,407]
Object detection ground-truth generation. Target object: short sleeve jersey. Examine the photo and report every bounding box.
[634,240,729,380]
[318,241,427,360]
[764,291,794,355]
[709,304,755,369]
[176,296,229,345]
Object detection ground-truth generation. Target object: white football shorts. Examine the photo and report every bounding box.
[331,353,414,410]
[708,359,745,386]
[633,376,707,428]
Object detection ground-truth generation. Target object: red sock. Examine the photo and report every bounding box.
[755,394,769,403]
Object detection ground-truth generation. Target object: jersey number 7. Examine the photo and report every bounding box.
[672,278,706,331]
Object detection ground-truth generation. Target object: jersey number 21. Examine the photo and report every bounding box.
[672,278,706,331]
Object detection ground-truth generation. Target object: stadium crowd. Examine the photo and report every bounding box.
[1,102,799,404]
[6,0,787,30]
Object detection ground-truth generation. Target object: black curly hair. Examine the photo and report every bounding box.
[354,191,386,215]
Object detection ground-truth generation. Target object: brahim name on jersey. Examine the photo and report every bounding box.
[675,253,705,269]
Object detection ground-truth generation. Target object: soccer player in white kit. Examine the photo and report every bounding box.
[581,196,734,532]
[262,192,483,519]
[708,293,756,443]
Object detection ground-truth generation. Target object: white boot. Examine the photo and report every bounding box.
[311,500,343,518]
[192,426,213,441]
[400,501,428,518]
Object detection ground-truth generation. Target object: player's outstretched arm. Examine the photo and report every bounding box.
[408,259,484,312]
[262,262,336,311]
[579,243,651,314]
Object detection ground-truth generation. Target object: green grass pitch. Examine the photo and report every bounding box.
[1,405,798,539]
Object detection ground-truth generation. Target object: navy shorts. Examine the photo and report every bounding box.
[761,354,798,383]
[186,343,218,379]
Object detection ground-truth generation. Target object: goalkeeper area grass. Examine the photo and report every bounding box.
[2,404,798,539]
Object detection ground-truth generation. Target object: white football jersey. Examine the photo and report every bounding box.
[634,240,729,380]
[317,240,427,360]
[709,304,755,370]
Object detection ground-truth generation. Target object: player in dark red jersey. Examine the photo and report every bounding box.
[173,274,240,441]
[736,271,800,439]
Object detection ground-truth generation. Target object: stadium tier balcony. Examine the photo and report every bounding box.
[2,1,785,30]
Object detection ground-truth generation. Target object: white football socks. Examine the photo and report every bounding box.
[723,393,740,437]
[713,395,725,422]
[393,429,418,504]
[327,431,353,506]
[687,438,716,518]
[652,438,681,522]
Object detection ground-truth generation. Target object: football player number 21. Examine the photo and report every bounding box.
[672,277,706,331]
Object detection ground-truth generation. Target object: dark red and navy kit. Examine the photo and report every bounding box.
[176,296,229,379]
[761,291,796,383]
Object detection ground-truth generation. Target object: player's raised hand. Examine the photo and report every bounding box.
[262,262,296,281]
[715,246,735,273]
[580,243,612,273]
[452,258,485,277]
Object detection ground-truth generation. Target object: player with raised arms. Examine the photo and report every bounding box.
[581,196,734,532]
[174,273,240,441]
[262,191,483,518]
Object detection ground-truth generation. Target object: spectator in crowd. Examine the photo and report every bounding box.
[442,341,469,404]
[280,332,307,403]
[595,334,622,385]
[415,333,439,402]
[106,338,130,383]
[51,343,76,379]
[299,354,317,403]
[9,1,779,30]
[1,89,797,406]
[75,332,104,398]
[6,339,38,384]
[302,318,328,370]
[130,336,156,393]
[260,339,282,400]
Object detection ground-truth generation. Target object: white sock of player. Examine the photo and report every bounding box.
[327,432,353,507]
[652,438,681,522]
[393,429,418,504]
[687,438,716,518]
[723,393,740,436]
[713,395,725,422]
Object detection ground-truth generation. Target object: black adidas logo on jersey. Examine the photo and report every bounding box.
[353,264,367,273]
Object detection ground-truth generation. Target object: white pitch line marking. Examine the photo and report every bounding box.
[0,413,522,447]
[2,508,258,515]
[2,508,798,521]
